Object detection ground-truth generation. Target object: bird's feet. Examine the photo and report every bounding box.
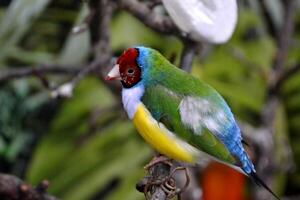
[144,155,172,170]
[143,166,190,199]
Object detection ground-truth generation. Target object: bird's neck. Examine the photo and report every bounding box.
[122,83,145,119]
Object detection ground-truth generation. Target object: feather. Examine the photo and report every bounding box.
[249,171,281,200]
[142,84,237,166]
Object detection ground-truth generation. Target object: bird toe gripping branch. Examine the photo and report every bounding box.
[141,159,190,200]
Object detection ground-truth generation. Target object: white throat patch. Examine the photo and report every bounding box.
[122,84,145,119]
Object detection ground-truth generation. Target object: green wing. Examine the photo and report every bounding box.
[141,84,236,165]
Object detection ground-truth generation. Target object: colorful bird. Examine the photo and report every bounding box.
[105,46,279,199]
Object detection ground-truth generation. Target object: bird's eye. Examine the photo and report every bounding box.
[127,68,134,75]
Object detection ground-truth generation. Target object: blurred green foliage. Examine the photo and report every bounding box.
[0,0,300,199]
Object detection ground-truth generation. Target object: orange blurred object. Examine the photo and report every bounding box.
[201,162,247,200]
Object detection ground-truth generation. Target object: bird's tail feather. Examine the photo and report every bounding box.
[249,171,280,200]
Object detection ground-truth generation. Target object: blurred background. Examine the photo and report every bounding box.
[0,0,300,200]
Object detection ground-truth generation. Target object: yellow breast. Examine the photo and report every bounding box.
[132,103,196,163]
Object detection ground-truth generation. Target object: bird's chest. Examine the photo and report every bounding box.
[122,84,145,119]
[122,85,196,163]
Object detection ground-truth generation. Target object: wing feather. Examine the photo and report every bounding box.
[178,95,255,173]
[142,85,237,166]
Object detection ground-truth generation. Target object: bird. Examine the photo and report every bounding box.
[161,0,238,43]
[105,46,280,199]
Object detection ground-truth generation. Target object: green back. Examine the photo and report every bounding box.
[142,84,236,165]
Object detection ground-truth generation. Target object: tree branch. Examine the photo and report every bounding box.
[136,162,170,200]
[119,0,178,35]
[52,0,118,98]
[264,0,296,125]
[258,0,279,38]
[0,173,59,200]
[0,65,80,83]
[273,63,300,92]
[179,39,198,72]
[148,163,170,200]
[269,0,296,95]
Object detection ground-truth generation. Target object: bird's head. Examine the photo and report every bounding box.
[105,47,141,88]
[105,46,167,88]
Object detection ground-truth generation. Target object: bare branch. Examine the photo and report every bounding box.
[52,0,117,98]
[148,163,170,200]
[179,39,198,72]
[119,0,178,35]
[136,162,170,200]
[264,0,296,121]
[274,63,300,91]
[0,173,59,200]
[258,0,279,38]
[0,65,80,83]
[269,0,296,94]
[136,157,192,200]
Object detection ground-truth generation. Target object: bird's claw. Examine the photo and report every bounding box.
[143,155,172,170]
[143,165,190,200]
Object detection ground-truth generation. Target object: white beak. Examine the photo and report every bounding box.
[105,64,121,81]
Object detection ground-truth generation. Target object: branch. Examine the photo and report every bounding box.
[119,0,178,35]
[269,0,296,94]
[264,0,296,123]
[52,0,118,98]
[0,65,80,83]
[179,39,198,72]
[136,157,192,200]
[136,162,170,200]
[273,63,300,92]
[258,0,278,38]
[0,173,59,200]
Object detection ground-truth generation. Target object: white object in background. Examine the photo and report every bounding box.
[51,83,74,98]
[161,0,238,43]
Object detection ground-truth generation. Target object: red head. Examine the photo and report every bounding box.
[106,48,142,88]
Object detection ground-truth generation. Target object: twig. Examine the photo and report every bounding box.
[146,0,162,9]
[119,0,178,35]
[0,65,80,83]
[264,0,296,126]
[49,59,105,98]
[269,0,296,95]
[52,0,116,98]
[136,162,170,200]
[258,0,278,38]
[136,157,191,200]
[147,163,170,200]
[179,39,198,72]
[0,173,59,200]
[273,63,300,92]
